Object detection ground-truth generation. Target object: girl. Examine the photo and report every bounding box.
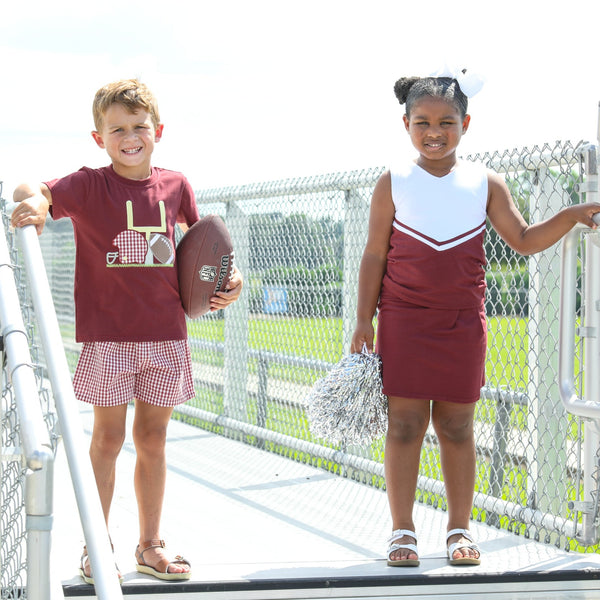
[350,69,600,567]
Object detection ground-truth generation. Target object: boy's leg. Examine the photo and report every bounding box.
[81,404,128,579]
[431,400,479,560]
[131,400,189,574]
[89,404,129,523]
[385,397,430,562]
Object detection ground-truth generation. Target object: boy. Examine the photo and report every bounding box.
[11,79,243,582]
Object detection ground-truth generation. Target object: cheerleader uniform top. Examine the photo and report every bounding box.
[380,160,489,309]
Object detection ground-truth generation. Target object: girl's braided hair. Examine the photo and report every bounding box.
[394,76,468,118]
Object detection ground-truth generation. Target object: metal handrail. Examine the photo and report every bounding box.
[559,144,600,419]
[11,222,124,599]
[558,141,600,545]
[0,214,55,599]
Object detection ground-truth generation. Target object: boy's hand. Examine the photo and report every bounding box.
[11,194,50,235]
[209,265,243,311]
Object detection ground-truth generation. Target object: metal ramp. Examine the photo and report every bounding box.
[55,406,600,599]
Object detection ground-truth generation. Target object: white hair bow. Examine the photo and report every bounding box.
[430,63,485,98]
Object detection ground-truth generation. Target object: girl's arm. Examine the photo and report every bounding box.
[486,171,600,256]
[350,171,395,353]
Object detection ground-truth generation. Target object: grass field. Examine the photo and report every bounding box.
[187,314,532,387]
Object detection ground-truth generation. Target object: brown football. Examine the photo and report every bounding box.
[176,215,234,319]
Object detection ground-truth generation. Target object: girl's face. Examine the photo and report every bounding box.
[403,96,470,169]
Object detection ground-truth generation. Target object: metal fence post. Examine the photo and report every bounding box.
[224,200,249,421]
[25,447,55,600]
[342,188,370,353]
[526,166,569,534]
[256,352,268,449]
[487,392,512,527]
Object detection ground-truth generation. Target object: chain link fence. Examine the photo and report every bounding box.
[1,185,59,598]
[2,141,599,598]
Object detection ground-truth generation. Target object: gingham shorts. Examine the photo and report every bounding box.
[73,340,195,407]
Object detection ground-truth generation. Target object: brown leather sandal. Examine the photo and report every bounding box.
[79,544,124,585]
[135,539,191,581]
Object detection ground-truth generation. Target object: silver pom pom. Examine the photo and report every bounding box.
[307,350,388,445]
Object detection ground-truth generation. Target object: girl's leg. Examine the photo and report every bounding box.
[431,400,480,560]
[385,396,430,561]
[132,400,189,574]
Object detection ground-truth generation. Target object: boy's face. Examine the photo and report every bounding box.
[91,103,163,180]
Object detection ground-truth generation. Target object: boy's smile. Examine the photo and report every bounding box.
[92,103,163,180]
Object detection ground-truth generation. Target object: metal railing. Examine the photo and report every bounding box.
[559,143,600,545]
[1,214,55,599]
[0,215,123,599]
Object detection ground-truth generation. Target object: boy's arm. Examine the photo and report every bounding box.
[11,182,52,235]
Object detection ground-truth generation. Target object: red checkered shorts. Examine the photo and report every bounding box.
[73,340,195,407]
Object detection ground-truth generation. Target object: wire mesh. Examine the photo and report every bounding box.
[0,192,60,599]
[2,141,599,587]
[1,191,27,598]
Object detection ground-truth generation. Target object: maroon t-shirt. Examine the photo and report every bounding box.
[47,165,200,342]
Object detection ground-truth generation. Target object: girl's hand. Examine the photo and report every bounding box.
[10,194,50,235]
[209,265,243,311]
[566,203,600,229]
[350,319,374,354]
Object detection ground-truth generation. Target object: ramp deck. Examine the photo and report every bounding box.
[53,406,600,599]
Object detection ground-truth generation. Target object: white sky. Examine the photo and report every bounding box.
[1,0,600,195]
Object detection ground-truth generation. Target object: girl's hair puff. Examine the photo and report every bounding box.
[394,76,468,119]
[92,79,161,131]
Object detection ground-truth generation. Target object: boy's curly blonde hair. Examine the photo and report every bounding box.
[92,79,161,131]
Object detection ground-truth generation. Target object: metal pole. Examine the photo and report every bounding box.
[16,224,123,600]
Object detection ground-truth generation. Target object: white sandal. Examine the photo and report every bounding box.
[387,529,419,567]
[446,528,481,565]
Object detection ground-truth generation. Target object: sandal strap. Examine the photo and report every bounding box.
[446,529,480,558]
[136,540,190,574]
[387,529,418,544]
[388,542,418,558]
[446,528,474,543]
[136,539,166,561]
[171,555,191,568]
[447,540,481,557]
[80,550,90,567]
[138,539,166,551]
